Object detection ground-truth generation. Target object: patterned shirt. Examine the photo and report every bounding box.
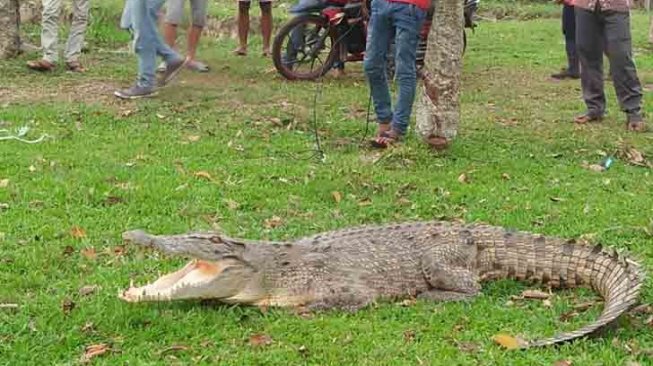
[572,0,632,12]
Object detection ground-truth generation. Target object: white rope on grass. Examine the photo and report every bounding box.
[0,126,49,144]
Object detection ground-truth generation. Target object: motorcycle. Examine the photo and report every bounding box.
[271,0,479,81]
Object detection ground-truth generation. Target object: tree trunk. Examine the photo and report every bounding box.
[0,0,20,59]
[415,0,464,149]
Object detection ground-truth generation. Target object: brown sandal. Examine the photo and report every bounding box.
[627,120,648,132]
[233,48,247,56]
[26,59,56,72]
[65,61,86,73]
[573,113,603,124]
[370,131,401,149]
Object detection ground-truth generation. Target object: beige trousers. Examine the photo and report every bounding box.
[41,0,90,63]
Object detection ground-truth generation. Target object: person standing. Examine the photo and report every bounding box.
[26,0,90,72]
[551,0,579,80]
[365,0,429,148]
[159,0,210,72]
[573,0,646,131]
[234,0,273,57]
[114,0,187,99]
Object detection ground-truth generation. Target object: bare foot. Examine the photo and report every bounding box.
[233,47,247,56]
[377,123,391,137]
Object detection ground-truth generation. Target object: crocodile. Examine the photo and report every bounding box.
[119,221,645,348]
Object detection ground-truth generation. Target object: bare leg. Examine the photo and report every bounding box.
[186,25,203,60]
[236,1,250,55]
[260,1,273,56]
[163,22,178,49]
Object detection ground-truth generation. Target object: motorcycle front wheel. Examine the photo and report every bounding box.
[272,14,340,81]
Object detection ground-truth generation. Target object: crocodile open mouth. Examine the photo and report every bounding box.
[120,260,223,302]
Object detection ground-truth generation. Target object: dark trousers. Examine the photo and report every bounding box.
[576,7,642,118]
[562,4,578,74]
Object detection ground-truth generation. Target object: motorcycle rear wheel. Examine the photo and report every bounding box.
[272,14,340,81]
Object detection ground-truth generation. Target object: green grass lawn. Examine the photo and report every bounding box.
[1,3,653,365]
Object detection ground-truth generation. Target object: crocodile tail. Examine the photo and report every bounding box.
[477,227,645,348]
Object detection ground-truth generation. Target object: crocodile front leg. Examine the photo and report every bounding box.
[306,287,375,313]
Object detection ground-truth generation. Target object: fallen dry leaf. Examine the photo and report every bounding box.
[194,171,214,181]
[81,322,95,333]
[79,285,99,296]
[103,196,124,206]
[560,310,579,322]
[186,135,201,142]
[70,226,86,239]
[114,182,134,190]
[224,199,240,210]
[586,164,606,172]
[62,298,75,315]
[264,216,284,229]
[573,301,597,312]
[549,197,564,202]
[396,197,412,206]
[159,345,190,355]
[403,330,416,342]
[457,341,480,353]
[521,289,551,300]
[357,198,373,206]
[492,333,526,350]
[28,165,36,172]
[0,179,8,188]
[62,245,75,256]
[80,248,97,260]
[112,245,126,256]
[458,173,469,184]
[623,148,645,166]
[400,298,416,307]
[298,344,308,356]
[119,109,134,117]
[0,303,18,309]
[542,299,552,308]
[249,333,273,347]
[332,191,342,203]
[80,344,110,363]
[553,360,572,366]
[501,173,511,181]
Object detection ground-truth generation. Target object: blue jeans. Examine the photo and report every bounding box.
[131,0,182,88]
[364,0,426,135]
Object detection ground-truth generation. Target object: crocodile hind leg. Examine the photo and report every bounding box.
[420,245,481,299]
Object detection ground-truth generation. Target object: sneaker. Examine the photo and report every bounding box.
[186,60,210,73]
[156,62,166,73]
[114,84,158,100]
[158,58,187,87]
[551,68,579,80]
